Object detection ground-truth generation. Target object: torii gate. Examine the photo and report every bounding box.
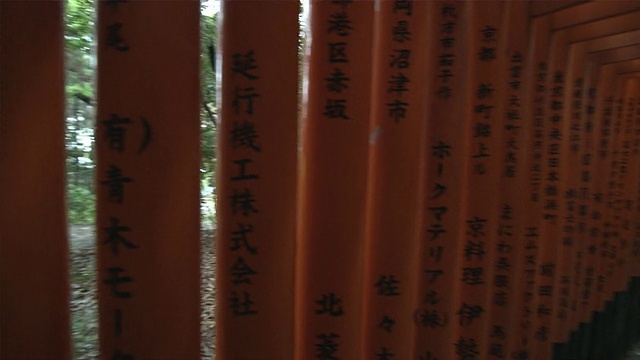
[1,1,639,359]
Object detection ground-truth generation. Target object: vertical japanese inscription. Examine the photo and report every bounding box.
[590,92,615,310]
[494,54,525,326]
[455,4,506,357]
[542,70,565,224]
[579,85,597,314]
[324,0,353,122]
[417,3,467,359]
[530,62,548,203]
[312,2,360,357]
[363,1,420,358]
[228,50,261,317]
[470,24,499,176]
[98,2,146,357]
[558,76,584,327]
[385,1,413,124]
[434,3,457,100]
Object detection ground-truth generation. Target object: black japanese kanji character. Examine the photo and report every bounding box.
[393,0,412,16]
[324,99,350,120]
[374,275,400,296]
[480,25,497,42]
[441,22,456,35]
[329,42,349,63]
[230,158,259,182]
[390,49,411,69]
[418,309,447,328]
[461,267,484,285]
[471,142,490,159]
[438,68,454,82]
[232,51,259,79]
[466,217,487,238]
[476,83,494,99]
[315,292,344,316]
[439,53,454,67]
[441,4,456,18]
[432,141,451,159]
[457,303,484,327]
[473,122,492,138]
[103,217,137,255]
[230,257,258,285]
[534,326,549,341]
[230,188,259,216]
[101,165,132,204]
[376,347,395,360]
[315,332,340,360]
[488,343,504,358]
[440,37,455,48]
[229,291,258,316]
[233,87,260,115]
[231,121,261,152]
[388,73,410,96]
[478,46,496,61]
[325,68,350,93]
[102,114,132,153]
[437,85,452,99]
[464,241,485,261]
[392,21,412,43]
[328,12,352,36]
[230,223,257,254]
[455,337,479,360]
[387,99,409,122]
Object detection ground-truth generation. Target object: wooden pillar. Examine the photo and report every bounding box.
[416,2,472,359]
[96,1,201,357]
[216,0,299,358]
[453,2,508,359]
[509,14,551,360]
[360,1,428,358]
[491,2,531,358]
[577,60,601,329]
[295,1,374,359]
[0,1,71,358]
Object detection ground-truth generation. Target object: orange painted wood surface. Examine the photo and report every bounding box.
[454,2,508,358]
[551,38,586,345]
[216,0,299,358]
[577,60,601,326]
[490,2,530,358]
[96,1,201,358]
[590,64,617,315]
[510,15,551,359]
[505,12,541,360]
[415,2,472,359]
[599,76,627,304]
[0,1,72,358]
[360,1,428,358]
[295,1,374,359]
[530,27,569,360]
[613,78,639,292]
